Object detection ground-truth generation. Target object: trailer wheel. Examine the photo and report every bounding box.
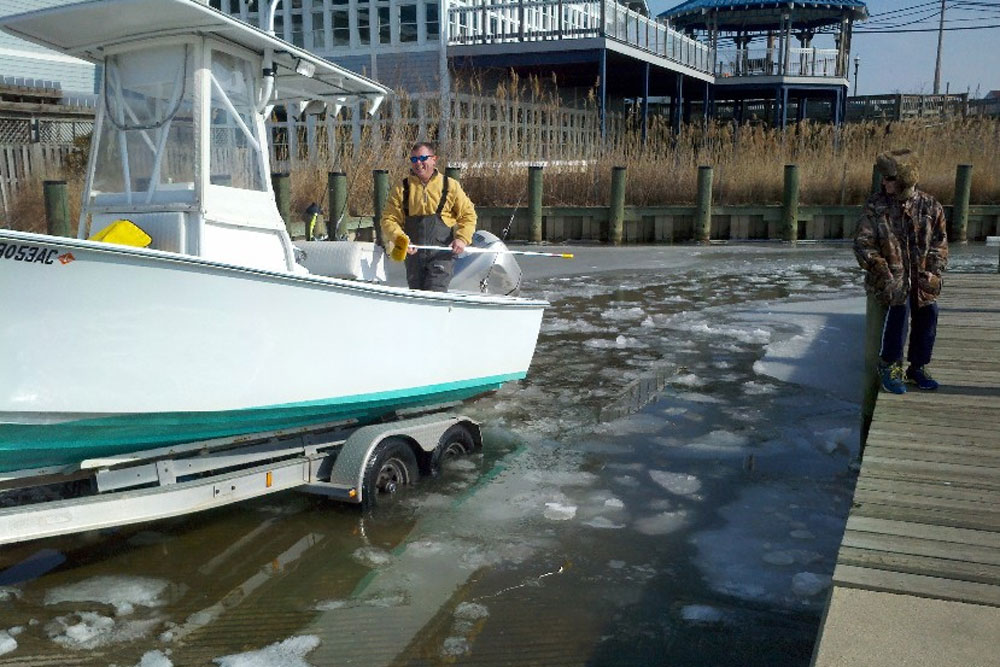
[361,438,419,508]
[429,423,479,476]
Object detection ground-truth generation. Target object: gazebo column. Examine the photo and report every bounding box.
[703,79,711,124]
[671,72,683,134]
[641,62,650,143]
[599,49,607,139]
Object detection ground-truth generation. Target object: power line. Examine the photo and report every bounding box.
[855,22,1000,32]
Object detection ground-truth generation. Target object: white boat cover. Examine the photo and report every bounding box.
[0,0,388,107]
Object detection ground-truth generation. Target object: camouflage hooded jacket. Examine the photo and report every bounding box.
[853,189,949,307]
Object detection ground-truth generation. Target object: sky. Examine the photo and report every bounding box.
[649,0,1000,97]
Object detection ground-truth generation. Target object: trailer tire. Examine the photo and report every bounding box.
[361,437,419,509]
[429,423,479,476]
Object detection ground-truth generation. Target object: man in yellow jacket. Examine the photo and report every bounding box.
[380,142,477,291]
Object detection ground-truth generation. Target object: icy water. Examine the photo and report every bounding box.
[0,244,996,667]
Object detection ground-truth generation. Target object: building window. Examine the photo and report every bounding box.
[289,0,305,47]
[377,1,392,44]
[332,0,350,46]
[209,0,223,10]
[311,8,327,48]
[426,2,440,41]
[358,3,371,45]
[399,4,418,43]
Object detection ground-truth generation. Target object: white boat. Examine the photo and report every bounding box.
[0,0,546,474]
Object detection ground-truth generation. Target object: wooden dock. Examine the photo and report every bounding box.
[812,273,1000,667]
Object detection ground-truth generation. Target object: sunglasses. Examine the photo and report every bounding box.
[409,155,435,163]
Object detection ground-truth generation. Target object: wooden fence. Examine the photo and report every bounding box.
[0,144,74,222]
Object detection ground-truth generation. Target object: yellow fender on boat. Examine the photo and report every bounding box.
[89,219,152,248]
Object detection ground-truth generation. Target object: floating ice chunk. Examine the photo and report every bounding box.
[613,475,639,487]
[0,630,16,656]
[45,612,161,650]
[137,649,173,667]
[761,551,796,566]
[815,427,854,455]
[0,587,21,602]
[688,430,751,451]
[583,517,626,529]
[6,627,22,637]
[672,373,706,388]
[608,560,626,569]
[351,546,392,568]
[441,636,471,658]
[680,605,725,623]
[314,592,407,611]
[454,602,489,621]
[213,635,320,667]
[405,540,446,557]
[544,502,577,521]
[791,572,832,597]
[44,576,169,616]
[523,469,599,487]
[649,470,701,496]
[603,307,646,321]
[742,381,777,396]
[633,511,687,536]
[604,498,625,509]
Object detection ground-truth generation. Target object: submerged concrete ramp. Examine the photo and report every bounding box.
[812,273,1000,667]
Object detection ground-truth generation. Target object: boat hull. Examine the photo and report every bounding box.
[0,231,545,473]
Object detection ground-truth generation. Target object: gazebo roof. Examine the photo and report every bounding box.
[659,0,868,31]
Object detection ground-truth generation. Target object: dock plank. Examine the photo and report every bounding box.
[814,273,1000,667]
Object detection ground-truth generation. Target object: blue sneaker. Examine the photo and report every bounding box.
[879,361,907,394]
[906,365,939,390]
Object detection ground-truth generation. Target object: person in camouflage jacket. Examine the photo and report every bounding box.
[854,149,949,393]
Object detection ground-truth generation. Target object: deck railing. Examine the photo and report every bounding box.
[447,0,714,74]
[716,47,843,79]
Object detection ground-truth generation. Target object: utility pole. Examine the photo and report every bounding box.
[933,0,946,94]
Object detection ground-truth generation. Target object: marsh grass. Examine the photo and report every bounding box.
[5,73,998,232]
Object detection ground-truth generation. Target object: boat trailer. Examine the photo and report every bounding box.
[0,411,481,546]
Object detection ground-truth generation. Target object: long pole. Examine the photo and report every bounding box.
[933,0,946,94]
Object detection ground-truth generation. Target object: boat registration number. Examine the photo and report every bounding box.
[0,242,62,265]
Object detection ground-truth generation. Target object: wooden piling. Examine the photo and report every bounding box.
[327,171,347,239]
[952,164,972,244]
[870,163,882,195]
[695,165,713,243]
[373,169,389,246]
[781,164,799,242]
[271,172,291,232]
[43,180,70,237]
[529,165,543,243]
[860,293,887,455]
[609,166,626,245]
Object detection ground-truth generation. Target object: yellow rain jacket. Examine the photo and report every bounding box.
[380,171,477,250]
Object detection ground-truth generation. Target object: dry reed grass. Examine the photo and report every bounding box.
[5,73,998,233]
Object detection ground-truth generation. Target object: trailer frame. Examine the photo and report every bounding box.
[0,409,481,546]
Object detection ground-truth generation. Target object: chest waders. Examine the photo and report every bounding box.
[403,176,454,292]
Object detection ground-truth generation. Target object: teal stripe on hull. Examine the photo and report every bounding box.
[0,374,523,473]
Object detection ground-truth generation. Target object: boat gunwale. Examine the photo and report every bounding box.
[0,229,549,309]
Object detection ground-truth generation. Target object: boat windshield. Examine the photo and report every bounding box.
[92,44,196,204]
[209,49,266,192]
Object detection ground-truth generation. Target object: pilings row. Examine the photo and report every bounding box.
[39,164,982,244]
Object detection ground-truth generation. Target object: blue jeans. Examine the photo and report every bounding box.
[879,294,938,367]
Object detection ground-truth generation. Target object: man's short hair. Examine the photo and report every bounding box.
[410,141,436,154]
